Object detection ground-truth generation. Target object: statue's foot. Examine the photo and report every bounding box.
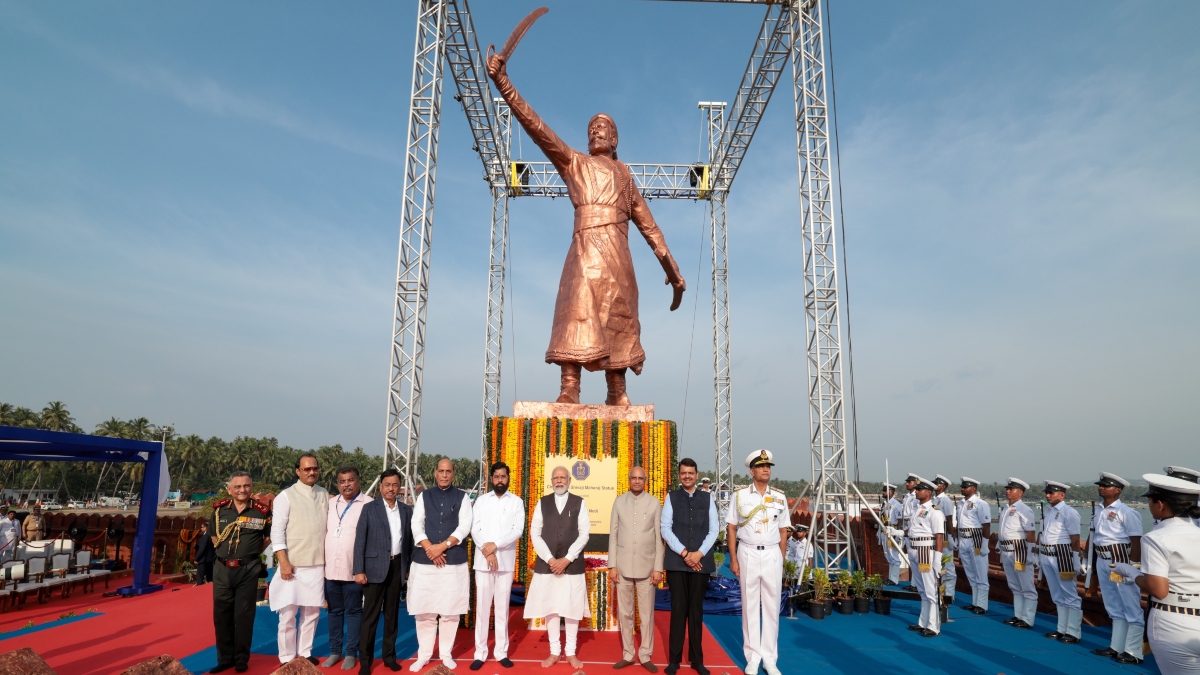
[557,364,581,404]
[556,391,580,404]
[605,392,631,406]
[605,368,630,406]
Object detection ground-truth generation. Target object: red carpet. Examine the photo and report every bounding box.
[0,580,738,675]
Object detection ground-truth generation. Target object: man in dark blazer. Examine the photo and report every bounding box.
[354,469,414,674]
[193,521,216,585]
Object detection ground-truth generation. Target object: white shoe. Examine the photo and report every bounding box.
[763,661,782,675]
[745,656,762,675]
[409,659,430,672]
[442,658,457,670]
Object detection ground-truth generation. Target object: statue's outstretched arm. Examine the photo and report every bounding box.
[487,55,573,174]
[630,189,686,311]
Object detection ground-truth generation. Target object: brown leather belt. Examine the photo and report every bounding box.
[218,556,258,568]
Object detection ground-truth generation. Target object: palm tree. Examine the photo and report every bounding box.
[173,435,206,488]
[39,401,76,432]
[125,418,152,441]
[94,418,128,437]
[0,403,14,426]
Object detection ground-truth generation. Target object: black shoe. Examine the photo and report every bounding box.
[1014,620,1032,629]
[908,624,923,631]
[1092,648,1119,657]
[693,666,710,675]
[1003,617,1019,626]
[209,666,233,674]
[664,664,680,675]
[500,659,514,668]
[383,660,402,672]
[904,585,918,593]
[1058,635,1080,644]
[920,628,939,637]
[307,657,320,665]
[971,607,987,615]
[470,660,484,671]
[1114,653,1144,665]
[234,666,248,674]
[962,604,978,611]
[1045,631,1064,639]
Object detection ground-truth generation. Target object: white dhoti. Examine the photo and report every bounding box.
[523,572,590,657]
[737,545,782,668]
[408,563,470,666]
[474,569,515,661]
[269,565,325,662]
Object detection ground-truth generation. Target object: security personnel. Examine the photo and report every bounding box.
[956,477,991,615]
[1114,473,1200,675]
[931,475,957,605]
[1039,481,1083,643]
[1163,466,1200,526]
[726,450,787,675]
[880,484,904,586]
[994,477,1037,629]
[1087,472,1145,664]
[210,471,272,674]
[905,477,946,637]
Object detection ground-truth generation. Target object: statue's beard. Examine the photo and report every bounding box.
[553,485,568,496]
[589,139,612,156]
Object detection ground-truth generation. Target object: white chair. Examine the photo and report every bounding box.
[88,551,112,589]
[13,557,46,606]
[66,550,94,595]
[52,540,73,555]
[45,553,71,599]
[0,562,20,613]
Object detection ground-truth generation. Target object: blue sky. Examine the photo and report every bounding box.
[2,1,1197,483]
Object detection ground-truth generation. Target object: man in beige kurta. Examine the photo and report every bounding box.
[609,466,664,670]
[488,53,686,406]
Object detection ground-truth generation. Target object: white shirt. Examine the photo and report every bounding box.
[1041,501,1081,545]
[470,490,526,572]
[886,498,903,527]
[998,500,1035,540]
[411,489,473,555]
[933,492,956,528]
[0,518,15,544]
[786,536,812,565]
[1091,498,1143,546]
[1142,517,1200,596]
[530,492,590,564]
[384,499,404,556]
[726,485,787,547]
[956,494,991,530]
[907,499,946,542]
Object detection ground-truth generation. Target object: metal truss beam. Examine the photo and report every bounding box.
[385,0,447,503]
[507,162,710,200]
[477,100,511,492]
[445,0,508,186]
[790,0,854,571]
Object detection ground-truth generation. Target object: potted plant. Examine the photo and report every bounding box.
[712,552,726,578]
[782,560,798,589]
[851,570,870,613]
[834,570,854,614]
[868,573,891,615]
[809,569,830,620]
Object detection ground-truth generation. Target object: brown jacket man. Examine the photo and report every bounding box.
[608,467,664,669]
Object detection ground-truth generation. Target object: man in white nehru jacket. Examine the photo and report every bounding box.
[994,478,1037,629]
[956,477,991,615]
[524,465,591,669]
[1038,480,1083,644]
[270,453,330,665]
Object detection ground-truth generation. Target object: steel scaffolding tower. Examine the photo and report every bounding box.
[384,0,856,570]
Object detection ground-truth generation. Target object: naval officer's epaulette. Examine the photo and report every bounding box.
[768,488,786,499]
[213,498,232,509]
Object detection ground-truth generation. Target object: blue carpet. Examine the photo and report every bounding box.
[180,603,418,672]
[0,611,102,641]
[703,592,1160,675]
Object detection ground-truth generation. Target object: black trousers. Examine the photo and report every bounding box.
[666,570,708,667]
[213,561,260,667]
[359,555,404,671]
[195,561,213,584]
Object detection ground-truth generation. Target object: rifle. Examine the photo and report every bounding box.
[1083,500,1097,595]
[1036,500,1045,584]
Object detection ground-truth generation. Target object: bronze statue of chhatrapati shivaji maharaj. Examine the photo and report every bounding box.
[487,44,686,407]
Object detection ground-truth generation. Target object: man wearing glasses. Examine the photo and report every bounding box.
[269,453,330,665]
[323,467,372,670]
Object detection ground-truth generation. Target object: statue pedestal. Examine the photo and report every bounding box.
[513,401,654,421]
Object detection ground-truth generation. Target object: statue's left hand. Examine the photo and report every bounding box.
[659,253,686,311]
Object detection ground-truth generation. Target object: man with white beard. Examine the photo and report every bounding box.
[524,466,591,669]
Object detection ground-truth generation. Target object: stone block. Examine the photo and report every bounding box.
[513,401,654,421]
[270,657,323,675]
[0,648,56,675]
[119,655,192,675]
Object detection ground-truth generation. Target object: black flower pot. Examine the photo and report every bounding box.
[822,599,834,616]
[836,598,854,615]
[808,601,826,620]
[873,596,891,615]
[854,597,871,613]
[256,585,267,602]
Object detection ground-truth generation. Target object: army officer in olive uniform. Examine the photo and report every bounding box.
[209,471,272,674]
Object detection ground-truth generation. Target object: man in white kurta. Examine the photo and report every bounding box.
[409,459,473,671]
[269,453,330,664]
[524,466,590,670]
[0,508,16,563]
[469,462,525,670]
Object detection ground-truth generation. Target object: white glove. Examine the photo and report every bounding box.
[1030,552,1041,569]
[944,537,956,553]
[1071,552,1081,574]
[931,555,942,575]
[1113,562,1142,583]
[1078,561,1090,578]
[888,528,904,538]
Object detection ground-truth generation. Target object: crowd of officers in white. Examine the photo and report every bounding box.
[205,448,794,675]
[876,467,1200,675]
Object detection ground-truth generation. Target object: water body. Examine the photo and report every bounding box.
[986,501,1155,533]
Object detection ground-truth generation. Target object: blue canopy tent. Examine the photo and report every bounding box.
[0,426,167,595]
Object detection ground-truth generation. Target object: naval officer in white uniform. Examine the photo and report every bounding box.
[906,476,946,637]
[995,477,1037,629]
[956,477,991,615]
[1039,480,1083,644]
[931,475,957,605]
[1087,472,1145,664]
[726,450,787,675]
[880,484,905,586]
[1164,466,1200,526]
